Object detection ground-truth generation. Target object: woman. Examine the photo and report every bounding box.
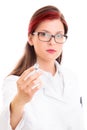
[0,5,84,130]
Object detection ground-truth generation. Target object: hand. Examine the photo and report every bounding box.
[16,66,42,105]
[10,66,42,129]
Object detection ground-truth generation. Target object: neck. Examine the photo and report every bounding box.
[37,60,56,75]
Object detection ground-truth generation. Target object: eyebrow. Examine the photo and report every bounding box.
[38,30,64,34]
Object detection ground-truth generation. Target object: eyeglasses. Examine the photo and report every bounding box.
[32,32,68,44]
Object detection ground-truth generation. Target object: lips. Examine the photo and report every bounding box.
[46,49,56,53]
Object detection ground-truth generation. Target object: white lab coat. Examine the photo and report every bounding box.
[0,62,85,130]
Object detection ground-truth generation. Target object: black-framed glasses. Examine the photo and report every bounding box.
[32,32,68,44]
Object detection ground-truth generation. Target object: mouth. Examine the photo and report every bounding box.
[46,49,56,54]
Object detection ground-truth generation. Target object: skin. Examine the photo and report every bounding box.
[29,19,64,74]
[10,19,65,129]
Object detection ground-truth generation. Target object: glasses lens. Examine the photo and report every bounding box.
[55,34,66,43]
[33,32,67,43]
[39,32,50,42]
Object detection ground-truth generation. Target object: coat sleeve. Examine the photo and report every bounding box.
[0,75,25,130]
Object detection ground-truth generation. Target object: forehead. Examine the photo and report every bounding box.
[35,19,64,33]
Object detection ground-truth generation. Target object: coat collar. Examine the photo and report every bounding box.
[39,61,67,103]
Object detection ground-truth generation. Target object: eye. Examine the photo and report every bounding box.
[39,32,47,37]
[39,32,51,38]
[56,34,63,38]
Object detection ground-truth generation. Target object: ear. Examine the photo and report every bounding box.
[28,34,34,46]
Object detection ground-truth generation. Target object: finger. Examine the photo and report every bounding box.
[31,78,42,89]
[18,66,35,83]
[21,71,42,90]
[24,65,40,81]
[31,82,42,94]
[26,70,42,82]
[18,70,42,91]
[24,80,41,95]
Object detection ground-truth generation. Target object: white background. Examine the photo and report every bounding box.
[0,0,87,129]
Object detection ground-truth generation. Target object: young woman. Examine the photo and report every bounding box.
[0,5,84,130]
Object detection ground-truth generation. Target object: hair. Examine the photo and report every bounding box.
[10,5,68,76]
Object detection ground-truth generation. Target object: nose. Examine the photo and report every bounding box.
[49,35,56,45]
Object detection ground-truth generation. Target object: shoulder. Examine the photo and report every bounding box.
[60,66,80,95]
[1,75,19,107]
[60,66,78,82]
[2,75,19,90]
[3,75,19,83]
[56,61,77,81]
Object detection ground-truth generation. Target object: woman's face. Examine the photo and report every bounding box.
[29,19,65,63]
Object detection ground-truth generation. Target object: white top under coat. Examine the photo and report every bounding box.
[0,62,85,130]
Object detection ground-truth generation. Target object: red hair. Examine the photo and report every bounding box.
[28,5,68,35]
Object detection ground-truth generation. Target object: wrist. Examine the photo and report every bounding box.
[10,95,25,129]
[10,95,25,114]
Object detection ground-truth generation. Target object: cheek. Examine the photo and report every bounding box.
[34,44,44,53]
[33,39,46,51]
[57,45,63,51]
[56,45,63,55]
[34,44,47,58]
[33,42,42,51]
